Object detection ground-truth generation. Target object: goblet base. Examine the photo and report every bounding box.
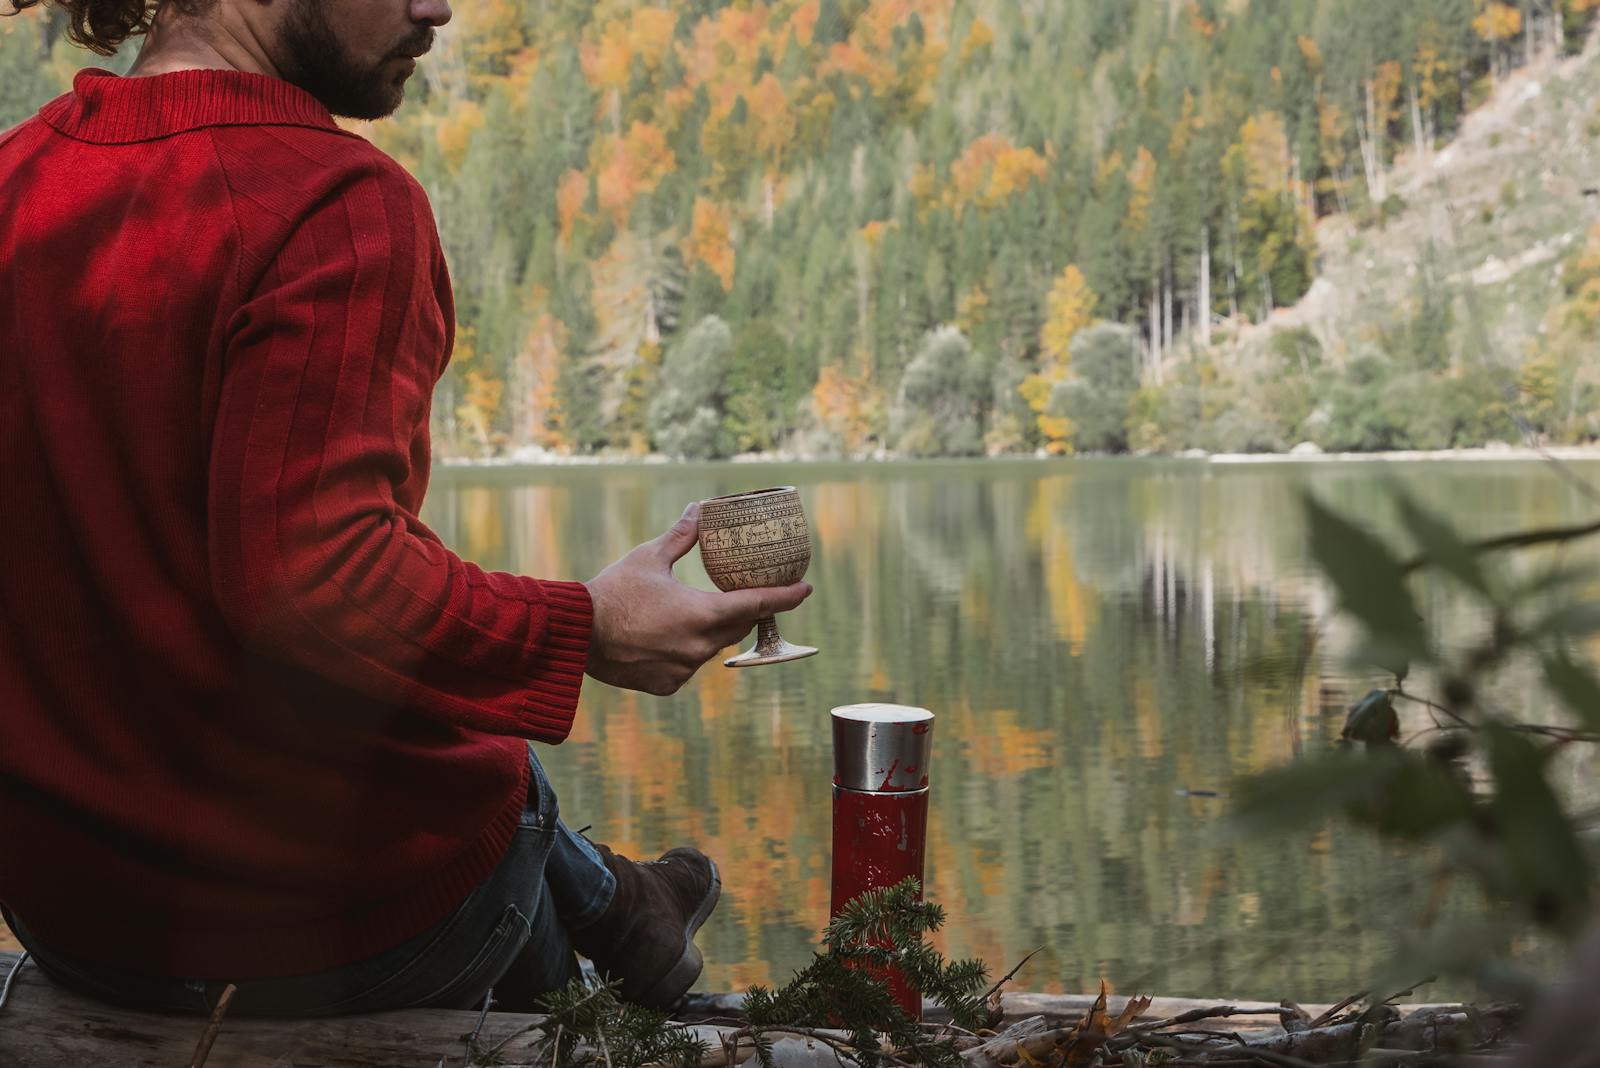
[724,638,819,668]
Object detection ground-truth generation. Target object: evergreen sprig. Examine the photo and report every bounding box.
[743,878,989,1068]
[472,975,706,1068]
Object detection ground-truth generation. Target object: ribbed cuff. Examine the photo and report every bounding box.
[520,580,594,743]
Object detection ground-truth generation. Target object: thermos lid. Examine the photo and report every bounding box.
[831,703,933,793]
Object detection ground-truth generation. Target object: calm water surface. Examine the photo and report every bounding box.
[421,458,1600,1002]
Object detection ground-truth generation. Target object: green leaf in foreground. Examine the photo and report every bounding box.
[1303,493,1428,659]
[1395,491,1491,596]
[1482,724,1592,934]
[1233,746,1476,840]
[1542,652,1600,735]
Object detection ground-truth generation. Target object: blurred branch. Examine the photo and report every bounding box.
[1400,517,1600,576]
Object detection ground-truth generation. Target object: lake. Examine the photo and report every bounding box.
[421,457,1600,1003]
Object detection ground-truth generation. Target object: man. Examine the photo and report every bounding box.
[0,0,811,1016]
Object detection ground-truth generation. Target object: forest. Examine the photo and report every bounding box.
[5,0,1600,458]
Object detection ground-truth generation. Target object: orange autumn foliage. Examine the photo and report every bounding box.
[790,0,820,46]
[949,133,1048,212]
[556,169,589,244]
[683,197,736,290]
[811,363,883,453]
[517,308,567,449]
[746,73,797,167]
[593,121,677,225]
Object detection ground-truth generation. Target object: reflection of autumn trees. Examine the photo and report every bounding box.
[422,461,1600,997]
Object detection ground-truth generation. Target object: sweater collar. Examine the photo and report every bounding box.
[41,67,340,144]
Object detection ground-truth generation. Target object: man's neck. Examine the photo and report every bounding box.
[125,3,282,80]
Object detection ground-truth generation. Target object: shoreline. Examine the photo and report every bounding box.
[433,443,1600,469]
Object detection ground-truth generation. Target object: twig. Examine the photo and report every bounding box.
[462,987,496,1066]
[0,950,29,1013]
[188,982,238,1068]
[935,946,1042,1040]
[1375,978,1436,1010]
[975,947,1042,1008]
[1110,1006,1289,1049]
[481,1020,553,1062]
[1392,689,1471,728]
[1308,991,1367,1029]
[1401,517,1600,574]
[1117,1031,1322,1068]
[484,984,615,1062]
[729,1024,922,1068]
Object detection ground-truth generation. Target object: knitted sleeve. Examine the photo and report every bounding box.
[206,156,591,742]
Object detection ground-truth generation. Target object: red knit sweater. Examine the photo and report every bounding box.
[0,68,593,979]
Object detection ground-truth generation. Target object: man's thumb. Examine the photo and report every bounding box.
[653,501,701,564]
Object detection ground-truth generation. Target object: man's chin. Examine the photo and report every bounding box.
[320,84,406,122]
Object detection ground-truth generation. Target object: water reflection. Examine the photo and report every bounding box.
[421,459,1600,1000]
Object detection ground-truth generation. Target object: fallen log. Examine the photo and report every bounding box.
[0,950,753,1068]
[0,950,1522,1068]
[680,989,1463,1034]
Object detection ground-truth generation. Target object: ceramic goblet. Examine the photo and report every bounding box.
[697,486,818,667]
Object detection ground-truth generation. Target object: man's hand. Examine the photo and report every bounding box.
[584,501,813,696]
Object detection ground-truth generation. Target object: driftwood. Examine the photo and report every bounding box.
[0,950,756,1068]
[0,950,1523,1068]
[681,989,1461,1033]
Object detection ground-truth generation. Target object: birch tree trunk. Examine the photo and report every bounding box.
[1408,82,1430,159]
[1162,259,1174,366]
[1356,81,1386,204]
[1199,223,1212,347]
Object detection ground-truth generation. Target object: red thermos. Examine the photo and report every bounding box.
[829,703,934,1020]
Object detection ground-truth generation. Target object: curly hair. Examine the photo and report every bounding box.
[2,0,216,57]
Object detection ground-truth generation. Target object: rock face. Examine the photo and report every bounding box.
[1289,441,1325,456]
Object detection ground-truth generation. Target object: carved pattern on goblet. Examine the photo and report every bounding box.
[698,486,817,667]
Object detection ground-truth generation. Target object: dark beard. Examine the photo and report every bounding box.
[275,0,430,120]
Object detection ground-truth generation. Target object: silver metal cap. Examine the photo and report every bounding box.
[831,703,933,793]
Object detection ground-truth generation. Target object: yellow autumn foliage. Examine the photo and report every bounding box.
[1040,265,1097,370]
[961,16,994,61]
[457,369,504,450]
[1125,145,1157,233]
[435,101,485,175]
[1473,1,1524,41]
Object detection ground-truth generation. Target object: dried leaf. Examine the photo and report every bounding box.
[1107,993,1153,1036]
[1055,981,1151,1068]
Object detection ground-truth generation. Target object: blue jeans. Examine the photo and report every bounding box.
[2,744,615,1016]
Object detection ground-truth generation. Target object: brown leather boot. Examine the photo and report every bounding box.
[569,842,721,1009]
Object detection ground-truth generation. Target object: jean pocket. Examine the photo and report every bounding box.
[420,902,531,1010]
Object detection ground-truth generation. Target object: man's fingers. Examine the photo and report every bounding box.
[647,501,701,566]
[714,581,813,623]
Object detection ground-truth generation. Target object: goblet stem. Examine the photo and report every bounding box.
[724,615,818,668]
[753,617,780,656]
